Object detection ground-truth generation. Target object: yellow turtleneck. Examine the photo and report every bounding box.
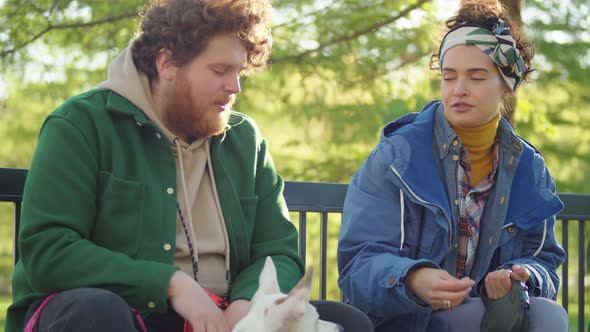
[446,112,501,185]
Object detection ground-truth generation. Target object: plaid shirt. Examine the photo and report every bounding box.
[455,138,500,278]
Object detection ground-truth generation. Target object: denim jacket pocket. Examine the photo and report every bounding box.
[93,171,145,257]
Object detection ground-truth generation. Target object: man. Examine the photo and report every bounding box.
[5,0,304,331]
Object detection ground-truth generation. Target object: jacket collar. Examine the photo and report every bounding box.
[433,103,457,160]
[105,89,150,123]
[432,107,562,229]
[381,101,562,229]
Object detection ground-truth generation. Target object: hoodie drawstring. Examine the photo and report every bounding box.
[173,137,231,308]
[173,137,200,274]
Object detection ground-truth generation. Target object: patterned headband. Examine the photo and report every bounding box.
[439,18,525,91]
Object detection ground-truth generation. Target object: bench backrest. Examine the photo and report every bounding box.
[2,167,590,331]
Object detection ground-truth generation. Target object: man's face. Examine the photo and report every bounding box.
[161,33,247,141]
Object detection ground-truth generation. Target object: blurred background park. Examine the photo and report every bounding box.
[0,0,589,330]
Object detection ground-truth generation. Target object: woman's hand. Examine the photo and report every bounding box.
[168,271,229,332]
[405,267,474,310]
[484,264,530,300]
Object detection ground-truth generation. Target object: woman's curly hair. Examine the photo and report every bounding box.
[131,0,272,81]
[430,0,535,83]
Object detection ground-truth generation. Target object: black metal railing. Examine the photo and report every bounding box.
[2,168,590,331]
[283,181,590,332]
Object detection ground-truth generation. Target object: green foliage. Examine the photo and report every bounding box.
[1,294,11,330]
[0,0,589,326]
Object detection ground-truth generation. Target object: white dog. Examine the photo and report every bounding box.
[232,257,341,332]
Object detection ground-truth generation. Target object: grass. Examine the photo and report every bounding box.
[567,306,590,332]
[0,294,10,331]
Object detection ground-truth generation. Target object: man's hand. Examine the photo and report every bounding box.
[484,264,530,300]
[223,300,251,329]
[168,271,229,332]
[405,267,474,310]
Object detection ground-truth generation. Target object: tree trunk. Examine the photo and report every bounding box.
[499,0,524,128]
[501,0,523,26]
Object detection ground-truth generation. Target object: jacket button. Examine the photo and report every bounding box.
[454,199,459,206]
[136,121,143,127]
[500,196,505,204]
[167,187,174,195]
[164,243,172,251]
[387,277,395,285]
[508,226,516,233]
[452,155,459,161]
[148,301,156,309]
[156,133,162,139]
[453,140,458,146]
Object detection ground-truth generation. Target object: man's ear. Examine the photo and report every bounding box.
[155,48,177,81]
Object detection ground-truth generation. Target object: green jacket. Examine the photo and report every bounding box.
[6,89,304,332]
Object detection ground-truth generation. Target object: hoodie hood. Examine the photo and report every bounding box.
[98,47,184,146]
[379,101,452,218]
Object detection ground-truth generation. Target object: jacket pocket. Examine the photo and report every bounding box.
[93,171,145,256]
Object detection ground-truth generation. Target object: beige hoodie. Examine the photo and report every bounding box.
[99,48,230,296]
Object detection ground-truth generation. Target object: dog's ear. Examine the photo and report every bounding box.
[287,266,313,301]
[258,256,280,295]
[272,266,314,321]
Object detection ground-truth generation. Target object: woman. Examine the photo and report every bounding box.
[337,1,567,331]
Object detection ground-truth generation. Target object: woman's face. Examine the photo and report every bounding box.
[440,44,511,128]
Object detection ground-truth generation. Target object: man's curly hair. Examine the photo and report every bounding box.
[131,0,272,81]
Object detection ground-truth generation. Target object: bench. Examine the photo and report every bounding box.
[2,167,590,331]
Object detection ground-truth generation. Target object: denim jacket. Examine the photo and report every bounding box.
[337,101,566,331]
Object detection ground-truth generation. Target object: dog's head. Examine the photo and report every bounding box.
[232,257,340,332]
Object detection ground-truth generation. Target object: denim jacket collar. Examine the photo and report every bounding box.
[384,101,562,231]
[433,103,459,160]
[433,105,523,160]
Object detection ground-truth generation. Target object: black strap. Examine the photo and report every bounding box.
[176,202,231,309]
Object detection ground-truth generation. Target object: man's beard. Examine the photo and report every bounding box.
[163,81,232,142]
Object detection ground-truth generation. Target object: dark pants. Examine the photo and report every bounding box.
[430,297,568,332]
[375,297,568,332]
[25,288,366,332]
[311,300,372,332]
[24,288,184,332]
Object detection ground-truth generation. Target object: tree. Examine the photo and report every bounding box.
[0,0,588,187]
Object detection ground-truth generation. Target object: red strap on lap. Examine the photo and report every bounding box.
[183,289,229,332]
[24,293,58,332]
